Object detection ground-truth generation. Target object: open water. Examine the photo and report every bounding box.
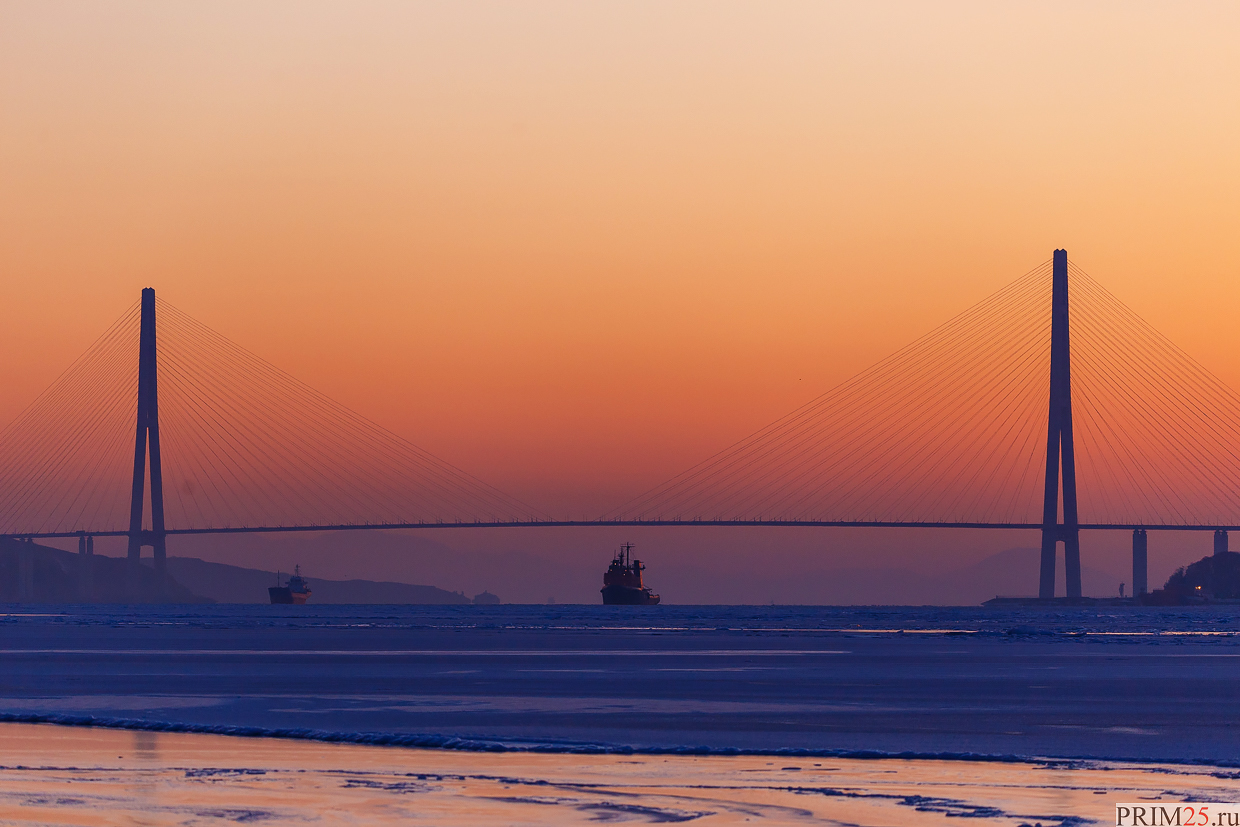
[2,604,1238,763]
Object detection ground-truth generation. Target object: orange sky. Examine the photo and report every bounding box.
[2,1,1239,522]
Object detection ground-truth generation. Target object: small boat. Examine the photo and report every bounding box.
[269,565,312,605]
[601,543,660,605]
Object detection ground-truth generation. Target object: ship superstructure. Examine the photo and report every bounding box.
[601,543,660,605]
[269,565,312,605]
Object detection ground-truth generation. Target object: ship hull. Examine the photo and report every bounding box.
[268,587,310,605]
[601,585,660,605]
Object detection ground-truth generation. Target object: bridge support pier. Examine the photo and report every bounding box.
[1039,250,1082,599]
[77,531,94,599]
[17,539,35,601]
[126,287,168,585]
[16,540,35,597]
[1214,529,1228,556]
[1038,534,1055,599]
[1132,529,1147,596]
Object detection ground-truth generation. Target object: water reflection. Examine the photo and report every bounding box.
[129,730,162,826]
[134,730,160,761]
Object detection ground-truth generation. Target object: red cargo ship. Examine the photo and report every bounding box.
[601,543,660,605]
[269,565,312,605]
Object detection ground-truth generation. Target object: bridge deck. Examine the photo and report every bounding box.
[7,520,1240,540]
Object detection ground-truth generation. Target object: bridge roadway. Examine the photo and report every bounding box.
[7,519,1240,540]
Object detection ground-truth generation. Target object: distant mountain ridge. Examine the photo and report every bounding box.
[0,539,208,603]
[166,556,481,604]
[4,538,1120,605]
[0,541,492,605]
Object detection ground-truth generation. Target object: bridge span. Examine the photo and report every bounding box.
[4,249,1240,599]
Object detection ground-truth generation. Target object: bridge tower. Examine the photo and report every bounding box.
[126,287,167,576]
[1132,529,1147,596]
[1039,250,1082,599]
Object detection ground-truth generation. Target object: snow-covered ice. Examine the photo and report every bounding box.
[3,721,1239,827]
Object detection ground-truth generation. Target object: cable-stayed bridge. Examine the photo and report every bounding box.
[4,250,1240,599]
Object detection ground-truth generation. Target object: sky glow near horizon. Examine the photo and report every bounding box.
[2,1,1238,526]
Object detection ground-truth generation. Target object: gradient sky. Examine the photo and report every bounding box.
[2,3,1239,596]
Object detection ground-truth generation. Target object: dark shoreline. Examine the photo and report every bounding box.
[2,713,1236,771]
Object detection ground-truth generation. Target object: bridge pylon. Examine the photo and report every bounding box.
[1132,529,1147,596]
[1039,250,1082,599]
[126,287,167,577]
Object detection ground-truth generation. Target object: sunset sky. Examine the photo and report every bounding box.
[2,2,1239,598]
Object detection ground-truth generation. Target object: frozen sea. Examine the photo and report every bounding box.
[1,603,1238,764]
[3,722,1239,826]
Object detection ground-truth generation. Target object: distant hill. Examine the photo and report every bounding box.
[1143,551,1240,604]
[0,538,209,603]
[165,556,479,604]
